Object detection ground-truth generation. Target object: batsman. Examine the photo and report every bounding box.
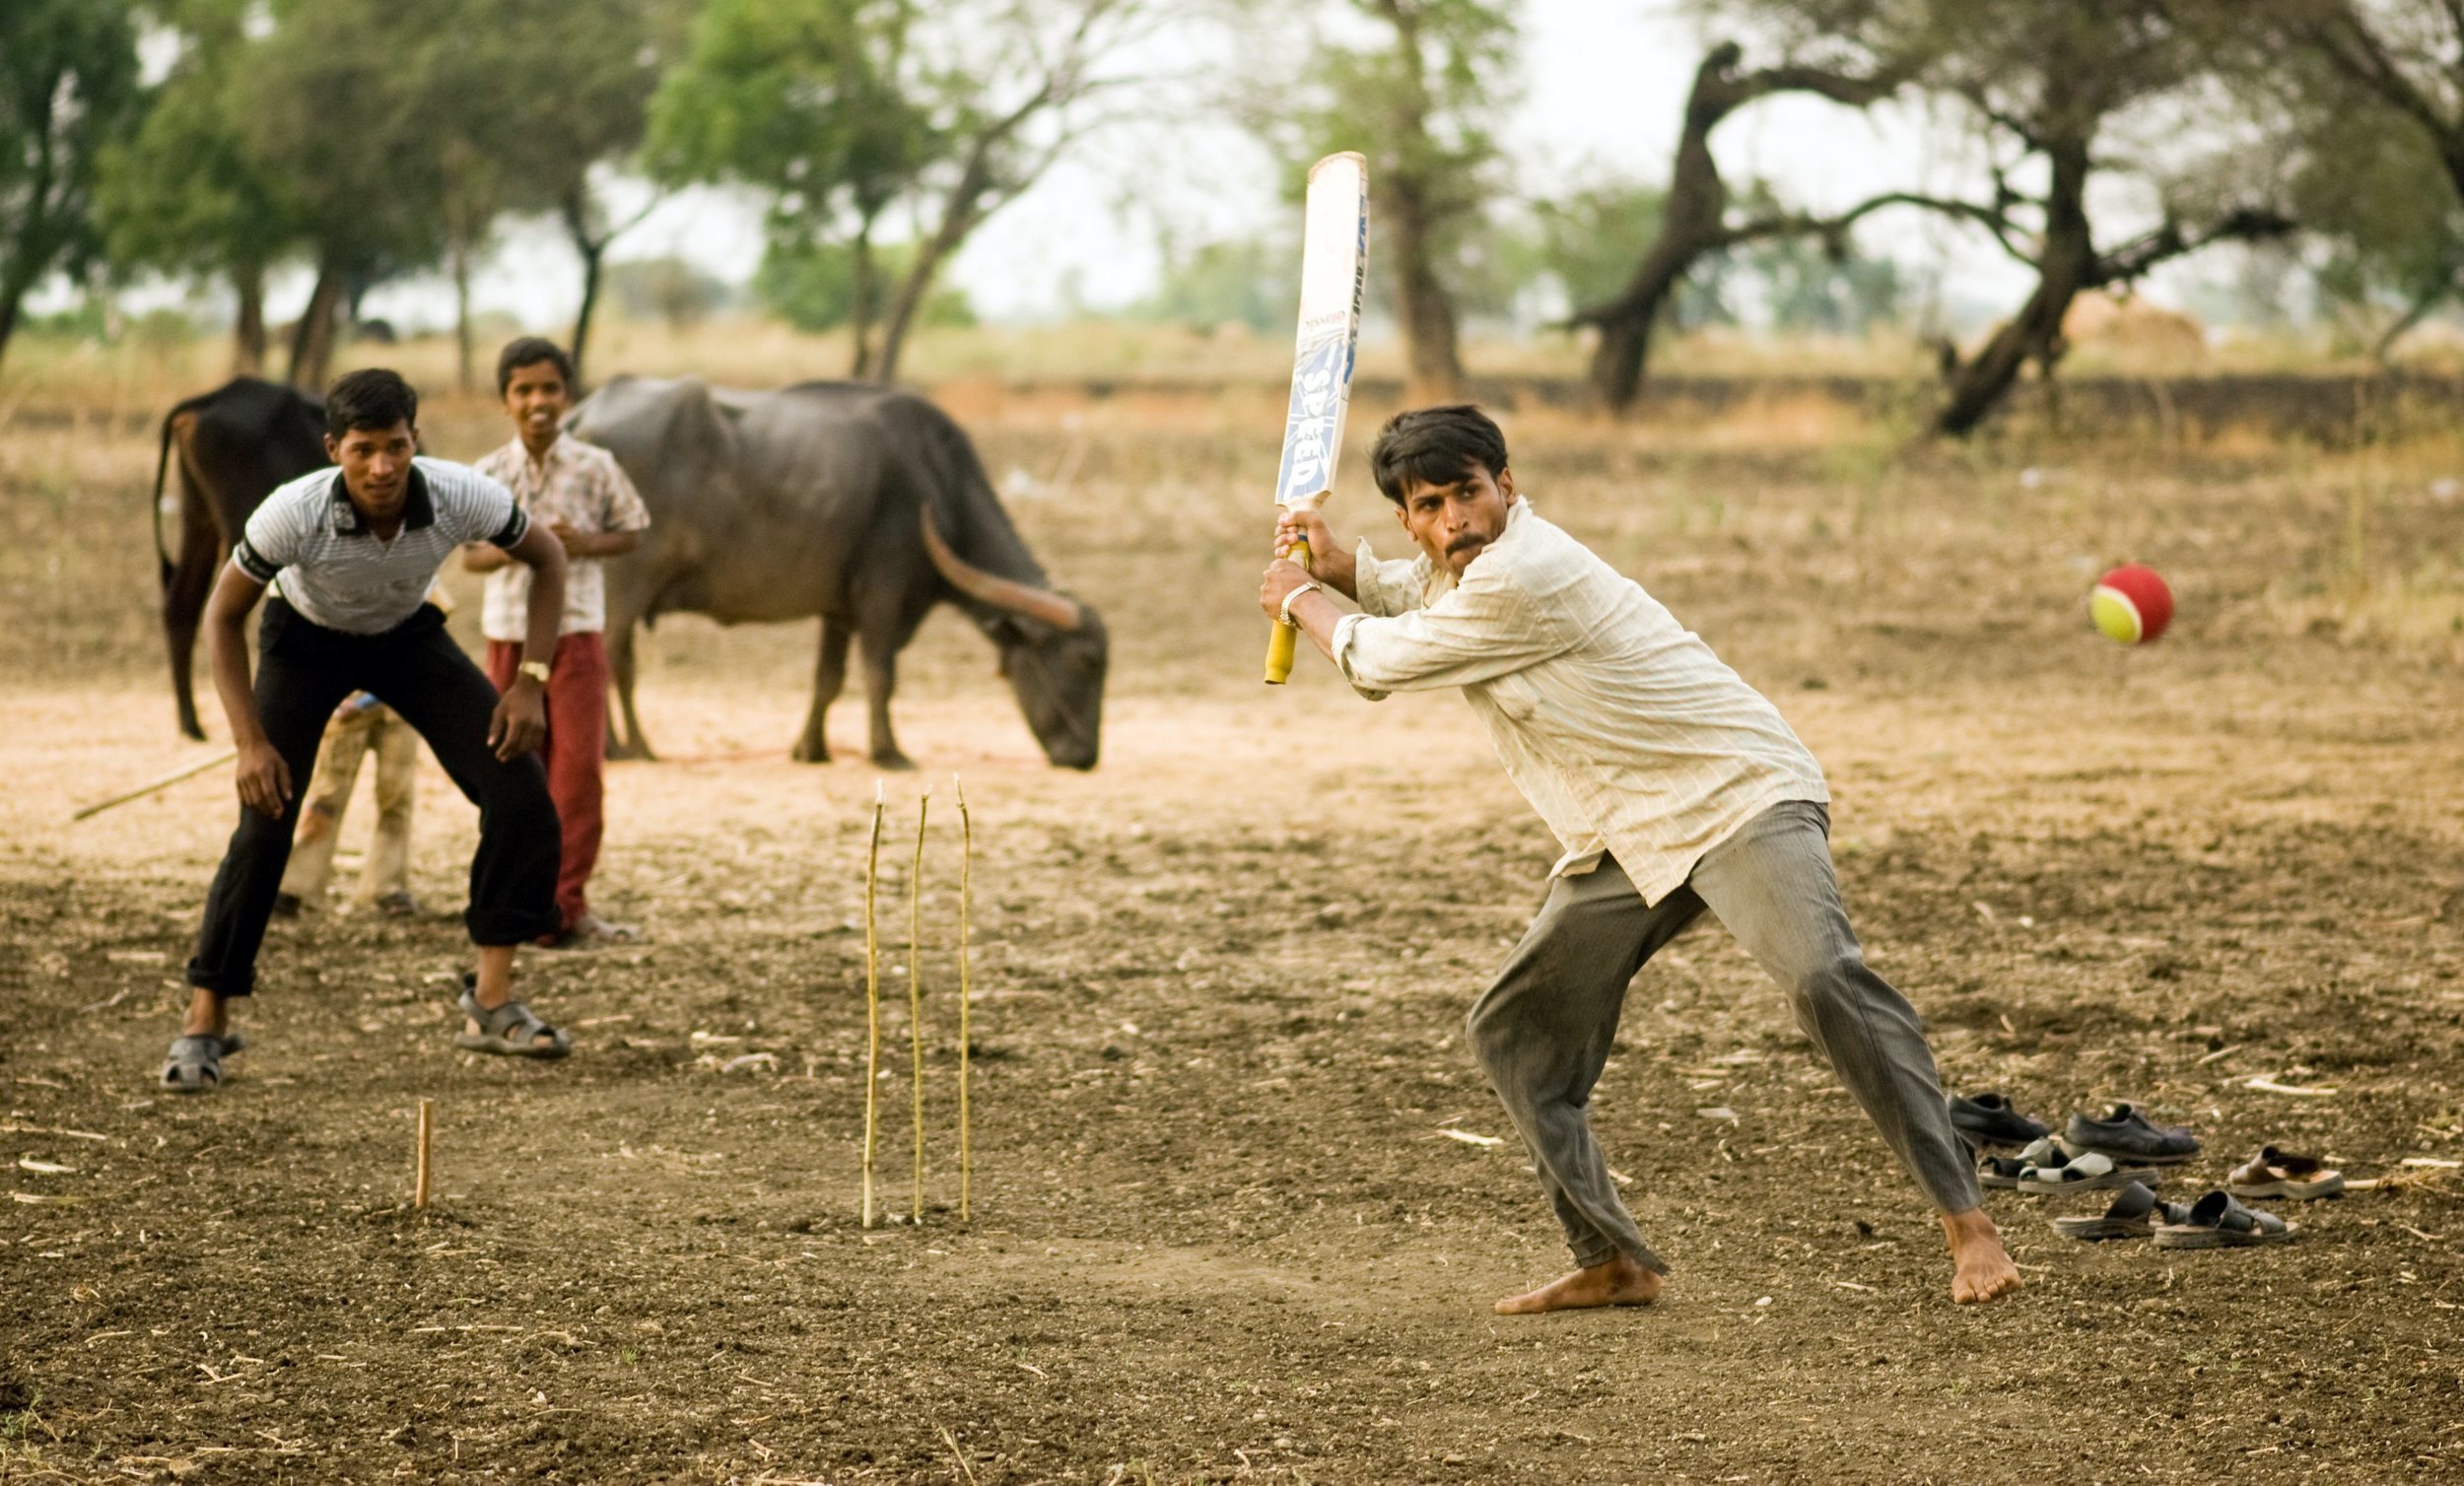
[1259,405,2020,1313]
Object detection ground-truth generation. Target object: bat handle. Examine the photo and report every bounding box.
[1264,536,1312,685]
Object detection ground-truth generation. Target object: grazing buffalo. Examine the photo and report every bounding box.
[154,378,328,738]
[569,377,1107,770]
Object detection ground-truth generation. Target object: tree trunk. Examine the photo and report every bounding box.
[848,221,877,381]
[451,239,475,394]
[288,262,346,391]
[571,236,605,391]
[1934,144,2095,438]
[875,165,988,384]
[1577,62,1735,413]
[0,280,25,376]
[1386,177,1464,404]
[0,284,22,376]
[1584,253,1688,412]
[232,262,266,378]
[2370,273,2454,364]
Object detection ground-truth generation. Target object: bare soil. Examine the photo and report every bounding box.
[3,399,2461,1483]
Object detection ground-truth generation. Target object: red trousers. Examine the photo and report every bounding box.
[487,632,608,933]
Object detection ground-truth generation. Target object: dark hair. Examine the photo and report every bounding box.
[324,369,419,439]
[496,336,576,396]
[1368,404,1509,506]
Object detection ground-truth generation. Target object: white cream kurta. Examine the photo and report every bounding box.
[1332,499,1829,906]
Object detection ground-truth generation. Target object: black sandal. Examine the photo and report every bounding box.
[161,1035,223,1093]
[2051,1181,2192,1241]
[453,984,572,1059]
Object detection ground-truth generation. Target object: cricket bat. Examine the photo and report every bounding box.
[1264,150,1369,685]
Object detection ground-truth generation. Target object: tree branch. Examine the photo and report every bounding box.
[2301,8,2459,145]
[2087,208,2293,288]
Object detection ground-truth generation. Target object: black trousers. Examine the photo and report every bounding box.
[185,600,562,996]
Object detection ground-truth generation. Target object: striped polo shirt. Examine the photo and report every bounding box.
[233,458,528,635]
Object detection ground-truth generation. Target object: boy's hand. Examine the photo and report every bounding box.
[235,742,293,819]
[1273,507,1357,598]
[488,677,548,761]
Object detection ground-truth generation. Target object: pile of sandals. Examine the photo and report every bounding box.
[1951,1091,2343,1250]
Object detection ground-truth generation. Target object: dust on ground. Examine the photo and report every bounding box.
[3,399,2462,1483]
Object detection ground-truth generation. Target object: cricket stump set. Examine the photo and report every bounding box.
[859,776,975,1229]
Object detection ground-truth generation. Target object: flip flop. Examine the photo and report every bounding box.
[2152,1189,2297,1249]
[2017,1146,2158,1193]
[2051,1181,2193,1241]
[2226,1147,2345,1200]
[1976,1152,2029,1190]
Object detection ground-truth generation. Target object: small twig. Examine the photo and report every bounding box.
[956,776,973,1223]
[863,783,886,1230]
[2246,1076,2338,1098]
[2196,1044,2241,1066]
[413,1099,434,1210]
[910,790,930,1224]
[77,984,140,1015]
[938,1424,982,1486]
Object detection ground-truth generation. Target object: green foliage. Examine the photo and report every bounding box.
[650,0,938,233]
[95,6,296,284]
[2272,51,2464,351]
[1131,237,1299,333]
[0,0,148,353]
[1260,0,1519,309]
[755,236,976,331]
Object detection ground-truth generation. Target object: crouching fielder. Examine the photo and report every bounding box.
[1260,406,2018,1312]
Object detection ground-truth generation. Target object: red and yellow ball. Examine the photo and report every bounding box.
[2088,564,2172,645]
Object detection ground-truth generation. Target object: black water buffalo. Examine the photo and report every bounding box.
[568,377,1107,770]
[153,377,328,738]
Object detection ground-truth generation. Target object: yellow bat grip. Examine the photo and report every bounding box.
[1263,535,1311,685]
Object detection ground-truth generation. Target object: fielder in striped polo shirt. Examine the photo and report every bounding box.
[163,369,577,1095]
[1261,405,2020,1313]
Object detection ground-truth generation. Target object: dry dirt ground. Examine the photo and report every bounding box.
[4,393,2464,1484]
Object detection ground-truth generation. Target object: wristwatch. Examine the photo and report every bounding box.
[518,659,552,686]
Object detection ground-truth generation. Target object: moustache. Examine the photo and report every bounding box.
[1446,535,1486,555]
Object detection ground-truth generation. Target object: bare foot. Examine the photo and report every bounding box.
[1943,1207,2022,1305]
[1493,1252,1665,1315]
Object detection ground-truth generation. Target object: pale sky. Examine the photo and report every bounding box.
[88,0,2210,335]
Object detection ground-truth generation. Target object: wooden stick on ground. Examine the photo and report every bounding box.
[71,748,237,822]
[955,775,973,1223]
[909,791,930,1223]
[862,782,886,1230]
[414,1099,434,1209]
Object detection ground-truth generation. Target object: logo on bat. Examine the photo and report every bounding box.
[1277,336,1354,502]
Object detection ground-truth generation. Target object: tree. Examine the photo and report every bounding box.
[653,0,1145,382]
[2293,101,2464,361]
[236,0,457,387]
[0,0,146,374]
[1568,39,1910,413]
[1257,0,1515,402]
[2252,4,2464,361]
[95,3,298,376]
[1716,0,2291,435]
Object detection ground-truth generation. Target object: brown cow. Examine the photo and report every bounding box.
[153,378,328,738]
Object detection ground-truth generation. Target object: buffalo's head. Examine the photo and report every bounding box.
[923,512,1107,770]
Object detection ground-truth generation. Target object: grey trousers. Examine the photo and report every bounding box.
[1466,799,1983,1273]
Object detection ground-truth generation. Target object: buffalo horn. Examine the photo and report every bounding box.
[921,509,1082,632]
